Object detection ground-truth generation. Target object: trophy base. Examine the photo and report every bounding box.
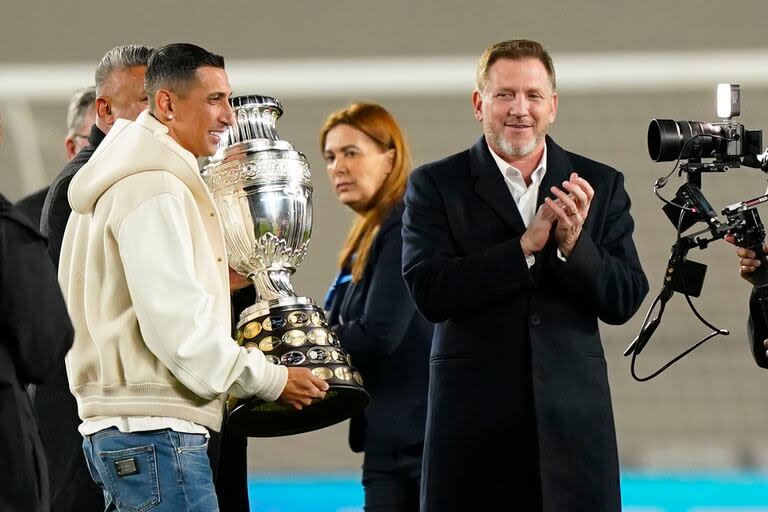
[228,298,370,437]
[227,385,370,437]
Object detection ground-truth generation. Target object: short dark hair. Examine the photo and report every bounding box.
[144,43,225,111]
[95,45,153,95]
[476,39,556,92]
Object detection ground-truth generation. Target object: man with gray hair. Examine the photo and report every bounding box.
[42,43,151,263]
[37,43,152,512]
[64,86,96,161]
[14,86,96,227]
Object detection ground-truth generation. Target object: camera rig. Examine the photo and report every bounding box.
[625,84,768,381]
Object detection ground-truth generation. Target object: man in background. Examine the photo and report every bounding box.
[0,113,74,512]
[41,46,149,263]
[37,44,152,512]
[14,86,96,227]
[63,86,97,161]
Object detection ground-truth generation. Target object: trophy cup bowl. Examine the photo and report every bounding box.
[201,95,369,437]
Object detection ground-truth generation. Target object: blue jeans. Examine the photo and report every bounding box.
[82,428,220,512]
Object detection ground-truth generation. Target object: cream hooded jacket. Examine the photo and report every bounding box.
[59,111,287,432]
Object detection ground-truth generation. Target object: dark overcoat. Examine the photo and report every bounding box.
[402,136,648,512]
[0,194,73,512]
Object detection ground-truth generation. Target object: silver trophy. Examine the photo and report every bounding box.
[201,95,369,437]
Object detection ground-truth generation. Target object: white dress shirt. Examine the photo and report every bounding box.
[487,144,547,267]
[487,144,548,228]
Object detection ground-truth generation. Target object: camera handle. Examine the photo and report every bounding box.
[625,201,734,380]
[624,234,729,382]
[623,246,680,357]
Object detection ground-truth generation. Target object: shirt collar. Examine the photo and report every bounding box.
[487,142,547,181]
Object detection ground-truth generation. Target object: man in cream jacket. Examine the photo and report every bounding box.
[58,43,328,511]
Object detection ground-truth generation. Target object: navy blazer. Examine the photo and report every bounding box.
[402,136,648,512]
[327,202,432,468]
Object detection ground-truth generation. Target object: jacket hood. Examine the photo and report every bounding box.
[68,110,201,214]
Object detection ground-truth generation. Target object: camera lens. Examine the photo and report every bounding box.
[648,119,681,162]
[647,119,724,162]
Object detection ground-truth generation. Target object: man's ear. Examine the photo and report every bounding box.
[64,137,77,160]
[95,96,114,125]
[471,89,483,122]
[549,92,558,123]
[155,90,175,120]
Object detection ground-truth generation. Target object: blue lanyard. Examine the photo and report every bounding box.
[324,269,352,311]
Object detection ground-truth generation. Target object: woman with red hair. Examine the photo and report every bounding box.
[321,103,432,512]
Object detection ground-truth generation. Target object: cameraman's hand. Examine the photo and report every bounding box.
[724,235,768,285]
[520,203,557,257]
[278,367,329,410]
